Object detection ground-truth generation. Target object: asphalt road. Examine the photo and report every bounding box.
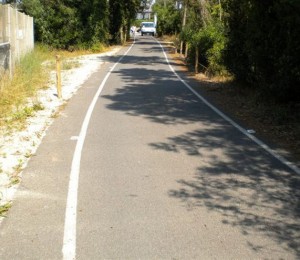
[0,35,299,259]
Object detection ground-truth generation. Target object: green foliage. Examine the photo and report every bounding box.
[180,27,193,43]
[153,0,181,35]
[109,0,124,43]
[21,0,110,49]
[204,22,227,75]
[0,46,49,128]
[79,0,110,46]
[181,2,227,76]
[223,0,300,102]
[0,202,12,217]
[90,42,106,53]
[21,0,141,47]
[18,0,299,102]
[109,0,140,44]
[177,0,300,101]
[21,0,46,43]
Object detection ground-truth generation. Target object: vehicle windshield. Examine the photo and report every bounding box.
[142,23,154,28]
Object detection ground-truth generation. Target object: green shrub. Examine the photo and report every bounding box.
[90,42,106,53]
[182,21,227,76]
[223,0,300,102]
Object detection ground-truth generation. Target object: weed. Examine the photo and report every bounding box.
[35,131,42,139]
[50,110,60,118]
[10,176,21,186]
[24,151,32,158]
[62,60,80,70]
[10,106,33,122]
[90,42,106,53]
[4,102,45,127]
[13,159,23,174]
[32,102,44,112]
[0,202,12,217]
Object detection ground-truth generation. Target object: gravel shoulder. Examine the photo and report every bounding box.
[0,47,121,217]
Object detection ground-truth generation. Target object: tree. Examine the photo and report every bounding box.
[109,0,140,44]
[21,0,110,49]
[139,0,152,19]
[79,0,110,46]
[1,0,21,5]
[223,0,300,101]
[152,0,181,36]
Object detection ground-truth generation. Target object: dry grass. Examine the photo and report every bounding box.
[0,46,50,129]
[0,44,112,131]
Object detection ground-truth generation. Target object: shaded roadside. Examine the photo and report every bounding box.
[168,51,300,166]
[99,36,300,258]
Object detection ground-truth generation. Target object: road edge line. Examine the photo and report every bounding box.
[156,39,300,175]
[62,41,135,260]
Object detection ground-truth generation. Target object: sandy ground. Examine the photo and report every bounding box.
[0,47,121,214]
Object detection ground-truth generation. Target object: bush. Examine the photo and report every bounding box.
[21,0,110,49]
[90,42,106,53]
[183,21,227,76]
[153,1,181,36]
[224,0,300,102]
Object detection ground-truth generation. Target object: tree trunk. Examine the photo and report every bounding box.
[120,27,123,44]
[195,47,199,73]
[198,0,211,27]
[123,25,128,43]
[185,42,189,59]
[218,0,222,21]
[180,2,187,55]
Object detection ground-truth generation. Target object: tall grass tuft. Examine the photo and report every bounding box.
[0,43,109,130]
[0,45,51,129]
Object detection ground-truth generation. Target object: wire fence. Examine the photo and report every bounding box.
[0,4,34,77]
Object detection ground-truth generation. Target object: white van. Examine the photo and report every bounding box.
[140,22,156,36]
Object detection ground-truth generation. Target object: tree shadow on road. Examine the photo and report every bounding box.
[101,50,300,258]
[102,67,224,126]
[152,127,300,257]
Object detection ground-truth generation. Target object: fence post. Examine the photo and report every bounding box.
[56,55,62,99]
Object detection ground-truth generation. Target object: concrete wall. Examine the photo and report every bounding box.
[0,5,34,75]
[0,42,10,77]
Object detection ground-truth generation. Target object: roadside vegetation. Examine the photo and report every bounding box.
[17,0,140,47]
[1,0,141,131]
[0,45,95,131]
[153,0,299,103]
[0,202,11,217]
[152,0,299,161]
[0,46,49,130]
[0,0,299,160]
[0,0,141,127]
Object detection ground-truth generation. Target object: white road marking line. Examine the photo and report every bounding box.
[62,41,135,260]
[156,39,300,175]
